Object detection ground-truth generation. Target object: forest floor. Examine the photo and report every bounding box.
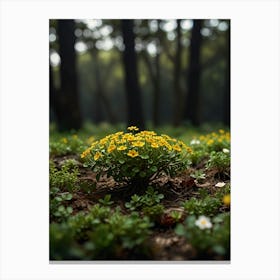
[49,125,230,261]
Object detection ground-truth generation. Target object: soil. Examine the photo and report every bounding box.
[51,154,230,261]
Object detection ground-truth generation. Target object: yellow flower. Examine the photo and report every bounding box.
[94,152,102,161]
[172,144,182,152]
[87,136,95,144]
[151,142,159,148]
[117,145,127,151]
[127,150,139,158]
[62,138,68,144]
[132,141,145,147]
[207,139,214,145]
[72,134,78,139]
[107,145,116,153]
[127,126,139,131]
[223,194,230,206]
[126,135,136,141]
[219,129,225,134]
[81,148,91,159]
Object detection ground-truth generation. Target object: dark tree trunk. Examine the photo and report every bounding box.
[184,19,203,126]
[141,48,160,127]
[91,49,117,124]
[121,19,145,130]
[57,19,82,131]
[173,19,183,126]
[153,50,160,127]
[49,62,56,122]
[223,23,230,127]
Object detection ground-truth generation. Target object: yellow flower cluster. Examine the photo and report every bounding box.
[81,127,192,160]
[197,130,230,146]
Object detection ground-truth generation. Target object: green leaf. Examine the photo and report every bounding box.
[212,245,226,255]
[132,167,140,173]
[175,224,185,236]
[96,173,101,181]
[58,205,65,211]
[66,207,73,214]
[65,193,73,200]
[140,171,146,178]
[119,159,125,164]
[140,154,149,159]
[151,166,158,172]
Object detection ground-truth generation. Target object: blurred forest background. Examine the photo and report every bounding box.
[49,19,230,132]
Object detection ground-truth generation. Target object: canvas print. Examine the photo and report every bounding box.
[49,19,230,261]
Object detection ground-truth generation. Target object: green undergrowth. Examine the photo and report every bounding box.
[49,124,230,261]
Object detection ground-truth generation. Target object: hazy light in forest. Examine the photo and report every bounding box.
[149,20,159,32]
[181,20,193,30]
[218,21,228,31]
[209,19,219,27]
[147,41,157,57]
[96,37,114,51]
[84,19,102,30]
[75,28,83,37]
[49,33,56,42]
[50,51,60,67]
[201,28,212,37]
[167,31,176,41]
[83,29,92,38]
[114,36,124,51]
[99,25,113,37]
[93,30,101,39]
[75,41,88,53]
[162,20,177,32]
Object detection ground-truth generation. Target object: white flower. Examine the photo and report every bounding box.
[215,182,226,188]
[190,139,200,145]
[195,216,212,230]
[222,148,230,153]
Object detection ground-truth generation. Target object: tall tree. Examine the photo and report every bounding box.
[173,19,183,126]
[140,20,161,127]
[121,19,145,130]
[49,62,55,118]
[91,48,117,123]
[223,22,230,127]
[184,20,203,126]
[57,19,82,131]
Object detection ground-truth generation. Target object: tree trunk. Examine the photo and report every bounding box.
[184,20,203,126]
[49,62,57,122]
[91,49,117,124]
[153,50,160,127]
[141,49,160,127]
[223,23,230,127]
[173,19,183,126]
[121,19,145,130]
[57,19,82,131]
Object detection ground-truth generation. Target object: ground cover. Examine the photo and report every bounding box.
[49,124,230,261]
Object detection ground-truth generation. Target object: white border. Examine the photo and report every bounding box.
[0,0,279,279]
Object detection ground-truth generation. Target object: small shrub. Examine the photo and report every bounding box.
[182,196,222,217]
[98,194,114,206]
[206,151,230,172]
[125,187,164,211]
[50,209,153,260]
[190,169,206,183]
[50,186,73,222]
[50,134,86,156]
[81,126,191,188]
[49,159,79,192]
[142,204,165,220]
[175,213,230,259]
